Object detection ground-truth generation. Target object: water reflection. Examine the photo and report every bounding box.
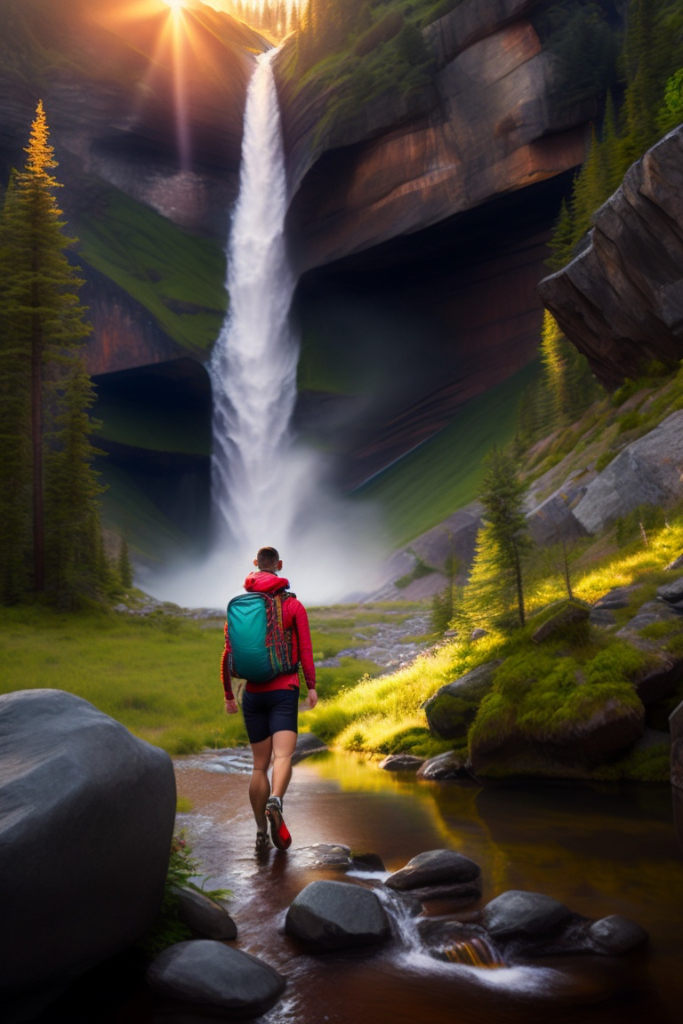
[169,752,683,1024]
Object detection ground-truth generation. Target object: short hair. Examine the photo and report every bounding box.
[256,546,280,570]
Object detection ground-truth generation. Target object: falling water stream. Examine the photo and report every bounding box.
[152,48,384,607]
[209,49,299,556]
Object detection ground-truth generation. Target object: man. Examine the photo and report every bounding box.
[223,546,317,853]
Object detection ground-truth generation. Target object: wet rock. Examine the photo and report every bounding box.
[174,888,237,941]
[657,577,683,605]
[295,844,355,871]
[385,849,481,892]
[670,700,683,790]
[395,880,482,904]
[588,915,649,955]
[379,754,425,771]
[482,890,572,938]
[531,599,590,644]
[285,880,391,951]
[350,852,386,873]
[292,733,328,764]
[593,586,640,610]
[0,689,175,1011]
[590,608,617,628]
[417,750,470,780]
[146,940,285,1015]
[417,919,501,964]
[424,661,503,740]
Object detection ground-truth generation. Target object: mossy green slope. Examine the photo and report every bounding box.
[77,188,227,357]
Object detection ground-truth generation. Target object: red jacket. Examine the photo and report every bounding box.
[221,571,316,701]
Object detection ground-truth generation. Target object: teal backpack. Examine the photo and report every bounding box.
[226,591,298,683]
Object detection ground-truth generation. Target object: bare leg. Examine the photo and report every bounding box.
[249,737,273,832]
[271,730,297,801]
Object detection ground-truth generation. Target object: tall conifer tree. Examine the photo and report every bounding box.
[0,101,101,603]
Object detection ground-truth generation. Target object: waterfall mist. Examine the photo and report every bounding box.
[149,50,385,608]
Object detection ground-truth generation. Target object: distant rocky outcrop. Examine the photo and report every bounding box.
[539,125,683,388]
[0,689,176,1021]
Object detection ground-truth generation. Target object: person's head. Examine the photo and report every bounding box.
[254,546,282,572]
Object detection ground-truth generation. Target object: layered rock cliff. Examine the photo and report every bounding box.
[277,0,596,272]
[539,125,683,389]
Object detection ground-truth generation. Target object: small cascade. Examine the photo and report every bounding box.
[440,935,504,969]
[375,887,506,972]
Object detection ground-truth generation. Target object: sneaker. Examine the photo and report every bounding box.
[265,796,291,851]
[255,829,272,856]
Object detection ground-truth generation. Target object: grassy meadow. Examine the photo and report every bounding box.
[0,603,390,755]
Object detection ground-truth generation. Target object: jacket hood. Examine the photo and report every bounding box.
[244,571,290,594]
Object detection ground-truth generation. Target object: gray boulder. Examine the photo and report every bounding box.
[616,600,680,638]
[385,849,481,892]
[417,750,470,780]
[657,576,683,604]
[0,689,176,1012]
[670,700,683,790]
[590,608,617,628]
[285,880,391,951]
[572,413,683,534]
[292,733,328,764]
[175,888,237,941]
[666,554,683,571]
[593,585,640,610]
[379,754,424,771]
[147,940,285,1015]
[526,487,587,547]
[424,661,503,740]
[482,890,572,938]
[588,915,648,954]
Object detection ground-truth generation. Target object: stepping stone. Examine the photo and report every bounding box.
[147,940,285,1016]
[285,880,391,951]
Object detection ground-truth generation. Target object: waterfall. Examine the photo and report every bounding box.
[149,49,384,606]
[209,49,299,557]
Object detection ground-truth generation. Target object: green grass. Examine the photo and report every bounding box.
[77,188,227,356]
[356,362,540,545]
[0,606,242,754]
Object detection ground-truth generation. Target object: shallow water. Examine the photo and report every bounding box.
[166,751,683,1024]
[44,750,683,1023]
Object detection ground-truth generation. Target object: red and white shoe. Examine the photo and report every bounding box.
[265,797,291,851]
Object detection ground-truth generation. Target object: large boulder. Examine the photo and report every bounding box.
[0,689,176,1016]
[424,661,503,739]
[470,688,645,778]
[146,940,286,1016]
[285,880,392,951]
[571,413,683,534]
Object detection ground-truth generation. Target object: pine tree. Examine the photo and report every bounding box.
[0,101,101,603]
[477,447,532,628]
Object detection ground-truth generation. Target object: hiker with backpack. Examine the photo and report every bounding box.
[222,546,317,853]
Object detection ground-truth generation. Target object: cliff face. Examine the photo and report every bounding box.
[539,126,683,389]
[277,0,595,273]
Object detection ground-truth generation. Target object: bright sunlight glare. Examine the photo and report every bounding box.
[164,0,186,8]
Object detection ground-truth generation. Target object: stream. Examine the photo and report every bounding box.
[161,750,683,1024]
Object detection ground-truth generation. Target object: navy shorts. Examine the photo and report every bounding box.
[242,688,299,744]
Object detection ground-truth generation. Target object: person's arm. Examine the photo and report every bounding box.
[294,602,317,706]
[221,622,238,714]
